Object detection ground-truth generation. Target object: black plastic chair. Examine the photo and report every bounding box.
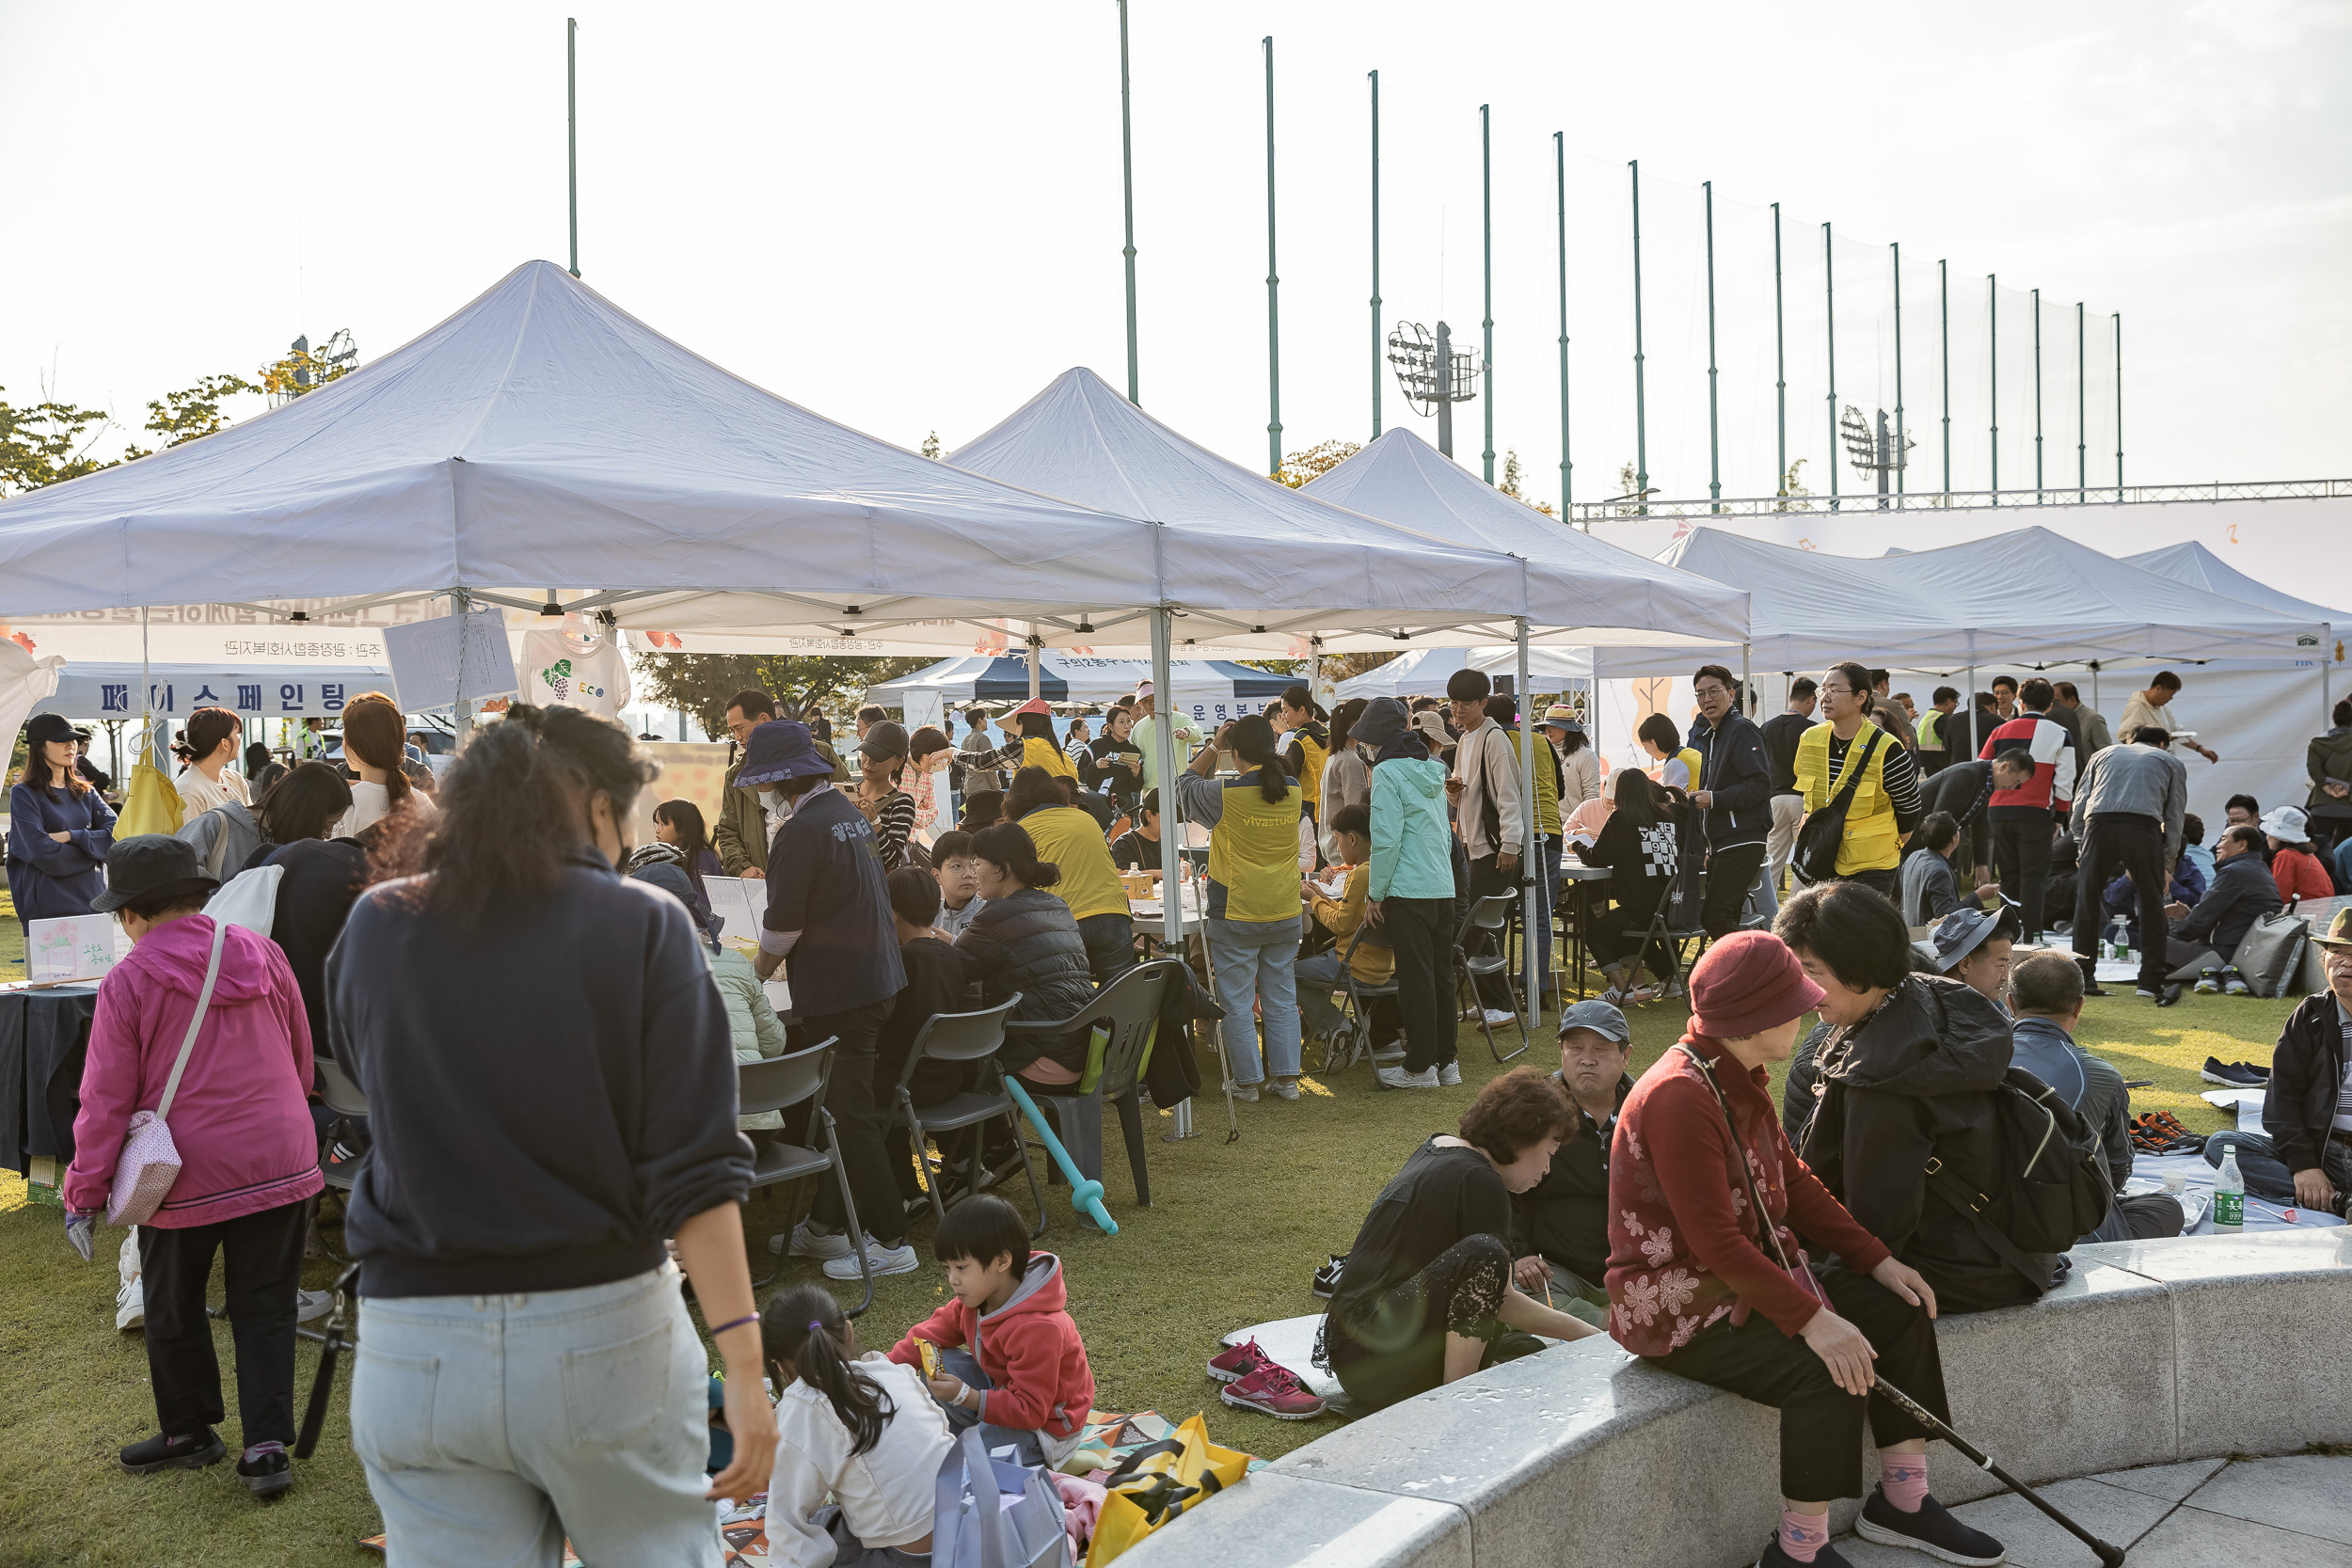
[891,996,1048,1238]
[1454,892,1531,1062]
[1012,960,1182,1207]
[739,1037,873,1318]
[1627,863,1710,1000]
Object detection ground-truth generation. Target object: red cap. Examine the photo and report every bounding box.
[1687,930,1825,1039]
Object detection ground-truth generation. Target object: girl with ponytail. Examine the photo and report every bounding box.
[761,1284,954,1568]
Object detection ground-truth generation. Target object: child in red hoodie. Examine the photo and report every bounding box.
[887,1195,1095,1468]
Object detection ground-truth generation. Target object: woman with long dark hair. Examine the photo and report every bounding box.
[8,712,117,943]
[1005,765,1133,982]
[760,1283,953,1568]
[1178,713,1307,1100]
[328,705,773,1561]
[247,763,367,1063]
[332,691,434,842]
[1583,768,1683,1005]
[851,721,918,871]
[246,763,354,867]
[957,821,1096,1085]
[625,798,722,937]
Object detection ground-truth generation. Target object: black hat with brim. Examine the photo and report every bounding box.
[88,834,220,914]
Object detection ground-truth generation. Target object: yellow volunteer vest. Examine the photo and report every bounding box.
[1793,721,1901,874]
[1289,729,1328,820]
[1208,770,1305,924]
[1675,746,1704,791]
[1507,730,1562,839]
[1021,736,1078,783]
[1019,804,1129,923]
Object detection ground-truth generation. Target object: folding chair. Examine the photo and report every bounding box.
[1628,863,1711,999]
[1322,927,1399,1072]
[1015,960,1182,1208]
[891,996,1049,1239]
[1454,892,1530,1063]
[309,1058,372,1261]
[739,1038,874,1313]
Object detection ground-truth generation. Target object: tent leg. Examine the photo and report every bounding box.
[1149,606,1223,1140]
[1518,617,1539,1025]
[1026,633,1043,701]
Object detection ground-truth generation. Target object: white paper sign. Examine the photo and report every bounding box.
[26,914,129,985]
[703,876,771,953]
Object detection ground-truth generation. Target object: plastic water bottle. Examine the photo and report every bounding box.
[2105,919,2128,960]
[2214,1147,2245,1231]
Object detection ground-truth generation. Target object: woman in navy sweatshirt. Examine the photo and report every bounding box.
[8,712,117,946]
[326,705,773,1566]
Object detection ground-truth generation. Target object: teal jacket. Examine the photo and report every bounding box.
[1369,753,1454,901]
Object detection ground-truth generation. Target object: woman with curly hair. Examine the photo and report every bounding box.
[1314,1069,1604,1414]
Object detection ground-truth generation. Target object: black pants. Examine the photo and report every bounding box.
[1326,1234,1514,1415]
[137,1196,309,1446]
[1381,896,1455,1075]
[1076,911,1136,985]
[1826,866,1899,900]
[1655,1264,1949,1501]
[2073,812,2169,990]
[1464,854,1518,1009]
[803,1001,906,1247]
[1587,901,1677,985]
[1700,842,1768,941]
[1991,811,2054,938]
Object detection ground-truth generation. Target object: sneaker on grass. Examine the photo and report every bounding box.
[1218,1362,1325,1420]
[1855,1489,2004,1565]
[823,1238,921,1281]
[1225,1079,1262,1102]
[2201,1055,2266,1087]
[2193,973,2222,994]
[1311,1255,1346,1298]
[1376,1065,1438,1090]
[783,1219,857,1260]
[2222,969,2252,996]
[237,1441,294,1499]
[1480,1008,1518,1027]
[116,1276,145,1333]
[1438,1061,1462,1086]
[120,1429,225,1474]
[1206,1338,1270,1385]
[296,1289,334,1324]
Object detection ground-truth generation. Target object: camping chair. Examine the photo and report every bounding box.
[1010,960,1182,1208]
[1323,927,1399,1072]
[739,1040,873,1313]
[310,1057,371,1261]
[891,997,1048,1238]
[1454,892,1530,1063]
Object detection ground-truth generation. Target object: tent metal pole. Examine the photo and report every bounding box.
[453,587,476,742]
[1263,36,1282,477]
[1150,605,1193,1139]
[1117,0,1139,404]
[1518,615,1539,1022]
[1026,633,1042,700]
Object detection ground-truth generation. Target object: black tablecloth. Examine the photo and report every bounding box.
[0,988,100,1177]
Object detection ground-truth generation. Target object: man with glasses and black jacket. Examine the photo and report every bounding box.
[1685,664,1773,938]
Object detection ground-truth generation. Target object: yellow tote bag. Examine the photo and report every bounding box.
[113,717,183,839]
[1086,1414,1251,1565]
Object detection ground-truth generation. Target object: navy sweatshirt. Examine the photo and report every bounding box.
[327,849,752,1297]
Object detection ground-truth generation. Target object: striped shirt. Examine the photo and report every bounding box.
[1825,729,1923,821]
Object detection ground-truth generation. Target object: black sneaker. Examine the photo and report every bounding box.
[119,1428,225,1474]
[2233,1060,2270,1081]
[2081,981,2112,997]
[1311,1254,1346,1298]
[2201,1055,2265,1086]
[2156,982,2184,1007]
[1856,1489,2005,1565]
[1756,1534,1853,1567]
[237,1441,294,1499]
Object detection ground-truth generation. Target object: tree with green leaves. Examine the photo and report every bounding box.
[633,652,935,738]
[0,388,114,495]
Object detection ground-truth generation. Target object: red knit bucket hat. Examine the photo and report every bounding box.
[1688,930,1825,1038]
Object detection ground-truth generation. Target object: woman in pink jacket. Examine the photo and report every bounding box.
[64,835,323,1499]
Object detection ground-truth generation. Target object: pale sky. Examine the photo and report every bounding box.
[5,0,2346,513]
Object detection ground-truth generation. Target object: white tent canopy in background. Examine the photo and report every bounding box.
[867,653,1294,710]
[2122,541,2349,630]
[0,261,1163,639]
[1299,429,1749,648]
[1334,645,1594,701]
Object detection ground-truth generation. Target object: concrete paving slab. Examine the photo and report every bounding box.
[1940,1479,2172,1566]
[2180,1453,2352,1545]
[1117,1472,1470,1568]
[2083,1454,2225,1502]
[2126,1505,2352,1568]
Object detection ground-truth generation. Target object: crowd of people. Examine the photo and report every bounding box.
[10,643,2350,1567]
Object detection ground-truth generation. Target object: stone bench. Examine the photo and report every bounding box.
[1127,1230,2351,1568]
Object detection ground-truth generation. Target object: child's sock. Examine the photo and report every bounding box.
[1880,1453,1931,1513]
[1779,1506,1829,1562]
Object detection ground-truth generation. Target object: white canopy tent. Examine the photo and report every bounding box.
[2122,540,2348,628]
[1335,645,1594,700]
[866,652,1295,735]
[1299,429,1749,648]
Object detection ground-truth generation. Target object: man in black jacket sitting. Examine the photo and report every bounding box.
[2165,824,2283,991]
[2204,911,2352,1212]
[1507,1002,1633,1325]
[1684,663,1774,939]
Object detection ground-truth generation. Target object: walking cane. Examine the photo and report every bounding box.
[1872,1378,2126,1566]
[294,1263,361,1460]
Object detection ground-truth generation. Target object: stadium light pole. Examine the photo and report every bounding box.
[2076,302,2087,500]
[1369,70,1381,438]
[1482,104,1495,484]
[566,18,580,277]
[1892,243,1905,499]
[2114,312,2123,491]
[1556,132,1571,513]
[1940,260,1951,493]
[1989,273,1999,498]
[1630,160,1647,506]
[1705,182,1720,510]
[1117,0,1139,404]
[1263,36,1281,476]
[2032,286,2043,498]
[1773,202,1786,494]
[1824,222,1838,510]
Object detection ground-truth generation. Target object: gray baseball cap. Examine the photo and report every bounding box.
[1556,999,1631,1043]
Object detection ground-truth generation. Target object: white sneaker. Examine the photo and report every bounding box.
[1438,1061,1463,1086]
[783,1220,856,1261]
[1377,1065,1439,1089]
[296,1289,334,1324]
[1225,1080,1262,1102]
[1481,1008,1518,1028]
[1370,1045,1406,1064]
[116,1277,144,1333]
[824,1239,921,1280]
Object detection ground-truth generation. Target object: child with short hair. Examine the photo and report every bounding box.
[878,868,979,1205]
[763,1283,954,1568]
[887,1195,1095,1468]
[929,829,987,939]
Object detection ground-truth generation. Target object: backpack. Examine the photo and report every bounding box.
[1923,1066,2115,1291]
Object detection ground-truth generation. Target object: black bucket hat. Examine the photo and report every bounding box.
[88,834,220,914]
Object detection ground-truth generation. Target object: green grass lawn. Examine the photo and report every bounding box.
[0,886,2296,1565]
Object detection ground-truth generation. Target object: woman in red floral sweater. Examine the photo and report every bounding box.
[1606,932,2005,1568]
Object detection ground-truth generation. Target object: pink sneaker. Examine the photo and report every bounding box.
[1220,1362,1327,1420]
[1206,1338,1270,1385]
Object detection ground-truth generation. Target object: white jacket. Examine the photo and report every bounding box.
[766,1354,954,1568]
[1454,718,1526,859]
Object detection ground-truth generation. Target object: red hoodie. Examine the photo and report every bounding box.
[888,1252,1094,1440]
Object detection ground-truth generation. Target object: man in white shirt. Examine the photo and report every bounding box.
[1445,668,1524,1022]
[2118,671,2218,763]
[1127,680,1201,796]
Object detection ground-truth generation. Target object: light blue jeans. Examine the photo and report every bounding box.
[1206,913,1303,1085]
[352,1266,721,1568]
[1295,951,1348,1037]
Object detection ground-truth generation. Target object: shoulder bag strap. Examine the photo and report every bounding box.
[1922,1166,2051,1291]
[154,918,229,1123]
[1825,728,1883,814]
[1674,1042,1797,1274]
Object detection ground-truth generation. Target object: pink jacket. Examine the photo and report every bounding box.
[65,914,324,1228]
